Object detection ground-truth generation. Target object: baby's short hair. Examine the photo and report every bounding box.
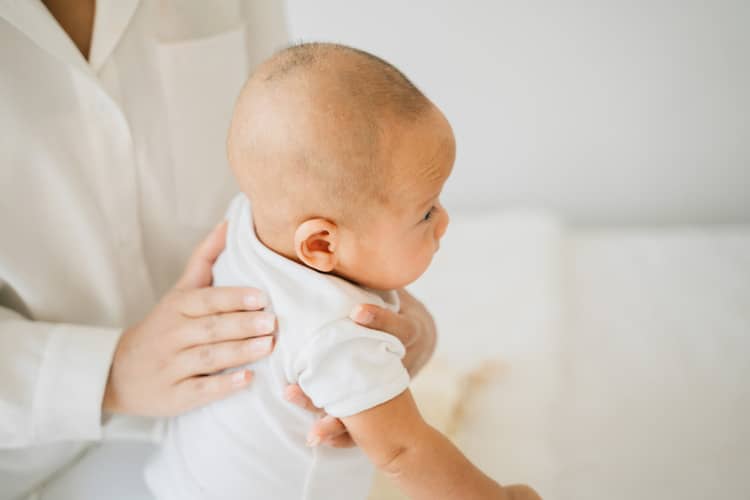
[262,42,429,120]
[227,42,433,232]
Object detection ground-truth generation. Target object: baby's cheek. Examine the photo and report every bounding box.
[389,240,428,286]
[414,239,436,272]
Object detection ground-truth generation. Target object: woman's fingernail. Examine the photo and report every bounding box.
[244,292,268,309]
[350,305,374,325]
[231,370,250,387]
[254,313,276,333]
[249,335,273,354]
[306,433,321,447]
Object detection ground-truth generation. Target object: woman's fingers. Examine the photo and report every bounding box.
[322,434,356,448]
[104,222,278,417]
[178,286,269,317]
[351,290,437,377]
[285,385,355,448]
[175,310,275,348]
[505,485,542,500]
[177,369,254,410]
[175,335,274,379]
[175,220,228,290]
[307,415,353,448]
[284,384,322,414]
[350,303,419,347]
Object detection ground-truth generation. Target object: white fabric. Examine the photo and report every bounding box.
[145,194,409,500]
[0,1,287,498]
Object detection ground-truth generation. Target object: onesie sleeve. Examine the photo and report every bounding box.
[294,318,410,418]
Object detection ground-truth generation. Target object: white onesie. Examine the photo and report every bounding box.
[145,193,410,500]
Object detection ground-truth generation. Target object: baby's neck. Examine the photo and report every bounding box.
[251,213,299,264]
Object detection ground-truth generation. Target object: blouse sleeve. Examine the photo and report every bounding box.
[0,306,163,447]
[0,305,120,447]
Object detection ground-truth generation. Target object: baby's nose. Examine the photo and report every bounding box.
[435,210,449,240]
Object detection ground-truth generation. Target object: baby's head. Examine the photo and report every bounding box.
[227,43,454,290]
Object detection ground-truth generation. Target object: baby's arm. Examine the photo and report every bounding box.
[342,389,541,500]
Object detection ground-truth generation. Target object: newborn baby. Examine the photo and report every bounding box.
[146,43,537,500]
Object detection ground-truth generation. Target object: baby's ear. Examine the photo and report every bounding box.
[294,219,339,272]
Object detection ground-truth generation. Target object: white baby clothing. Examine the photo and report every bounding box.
[145,193,410,499]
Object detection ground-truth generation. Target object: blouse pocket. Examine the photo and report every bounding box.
[158,26,248,228]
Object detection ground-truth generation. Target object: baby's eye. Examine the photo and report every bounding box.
[423,206,436,222]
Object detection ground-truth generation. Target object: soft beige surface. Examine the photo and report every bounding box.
[372,217,750,500]
[370,211,564,499]
[545,228,750,499]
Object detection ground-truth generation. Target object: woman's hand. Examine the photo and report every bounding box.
[103,221,276,416]
[286,289,437,448]
[351,289,437,378]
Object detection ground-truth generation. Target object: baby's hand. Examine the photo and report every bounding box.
[284,385,354,448]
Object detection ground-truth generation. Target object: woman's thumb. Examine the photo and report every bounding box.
[175,220,228,290]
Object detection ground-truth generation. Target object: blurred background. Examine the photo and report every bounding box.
[286,0,750,225]
[281,2,750,499]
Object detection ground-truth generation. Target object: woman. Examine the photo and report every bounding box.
[0,1,437,498]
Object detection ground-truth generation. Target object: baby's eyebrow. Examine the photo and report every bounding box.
[415,193,438,212]
[415,148,450,184]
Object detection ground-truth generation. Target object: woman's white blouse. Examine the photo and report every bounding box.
[0,0,287,497]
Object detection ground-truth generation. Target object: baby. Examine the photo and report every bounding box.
[146,43,539,500]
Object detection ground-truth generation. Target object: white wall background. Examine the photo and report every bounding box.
[284,0,750,225]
